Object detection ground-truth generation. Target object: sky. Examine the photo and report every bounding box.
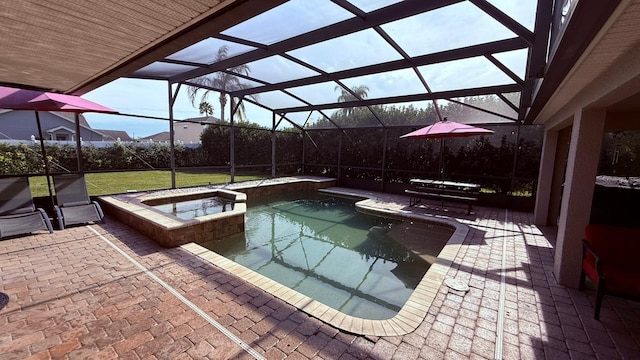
[81,0,536,139]
[83,78,274,138]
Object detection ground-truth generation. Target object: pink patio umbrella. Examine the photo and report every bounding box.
[0,87,116,113]
[0,86,117,208]
[400,117,493,178]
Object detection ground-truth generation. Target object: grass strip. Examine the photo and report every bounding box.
[28,171,265,197]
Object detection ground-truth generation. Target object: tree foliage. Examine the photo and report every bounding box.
[0,94,549,195]
[199,101,214,116]
[0,143,210,174]
[600,131,640,176]
[302,97,544,194]
[0,143,45,174]
[199,121,302,168]
[187,45,258,122]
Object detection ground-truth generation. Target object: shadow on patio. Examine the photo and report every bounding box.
[1,196,639,359]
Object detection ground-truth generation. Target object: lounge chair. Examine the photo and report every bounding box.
[53,174,104,229]
[0,176,54,239]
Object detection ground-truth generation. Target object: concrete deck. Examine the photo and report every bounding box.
[1,188,639,359]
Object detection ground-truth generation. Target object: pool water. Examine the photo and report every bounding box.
[205,194,431,320]
[152,196,235,220]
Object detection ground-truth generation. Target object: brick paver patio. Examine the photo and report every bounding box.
[1,189,639,359]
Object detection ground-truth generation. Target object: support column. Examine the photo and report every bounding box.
[337,131,343,182]
[168,82,178,189]
[510,122,521,194]
[301,130,306,175]
[229,99,235,183]
[548,128,573,225]
[271,113,276,178]
[554,109,605,288]
[533,128,559,225]
[74,113,83,173]
[381,128,388,192]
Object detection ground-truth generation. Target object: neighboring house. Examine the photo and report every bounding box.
[139,131,170,143]
[139,117,218,144]
[94,129,132,142]
[0,109,107,141]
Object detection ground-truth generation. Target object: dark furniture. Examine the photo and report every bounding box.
[405,179,480,214]
[53,174,104,229]
[0,176,54,238]
[581,224,640,319]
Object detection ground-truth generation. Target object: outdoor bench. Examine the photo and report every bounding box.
[581,224,640,319]
[405,188,478,214]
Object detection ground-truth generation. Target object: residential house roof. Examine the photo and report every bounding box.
[95,129,132,142]
[50,112,91,128]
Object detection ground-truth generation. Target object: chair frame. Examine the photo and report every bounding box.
[0,176,54,239]
[53,174,104,229]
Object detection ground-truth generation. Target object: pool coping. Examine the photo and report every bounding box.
[99,188,248,247]
[180,186,468,336]
[100,187,247,226]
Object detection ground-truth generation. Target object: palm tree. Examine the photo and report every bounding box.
[335,85,369,116]
[198,101,214,117]
[187,45,257,122]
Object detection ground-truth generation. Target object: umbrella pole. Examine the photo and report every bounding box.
[35,111,55,209]
[438,137,444,180]
[74,113,83,173]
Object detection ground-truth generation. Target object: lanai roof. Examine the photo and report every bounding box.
[0,1,627,128]
[127,0,550,128]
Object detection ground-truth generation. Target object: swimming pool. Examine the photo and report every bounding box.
[203,193,443,320]
[99,177,468,335]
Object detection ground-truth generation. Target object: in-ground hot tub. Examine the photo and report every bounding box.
[99,188,247,247]
[146,194,237,220]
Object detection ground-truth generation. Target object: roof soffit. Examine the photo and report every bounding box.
[531,0,640,124]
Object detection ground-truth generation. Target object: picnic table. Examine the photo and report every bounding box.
[405,178,481,214]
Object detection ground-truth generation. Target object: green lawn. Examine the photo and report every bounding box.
[28,171,266,197]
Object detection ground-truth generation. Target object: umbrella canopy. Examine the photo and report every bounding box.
[0,86,116,113]
[0,86,117,212]
[400,118,494,139]
[400,118,494,179]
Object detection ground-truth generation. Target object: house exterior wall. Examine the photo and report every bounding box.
[49,126,75,141]
[140,122,207,144]
[532,0,640,288]
[0,139,201,148]
[554,110,605,288]
[173,122,205,143]
[0,111,103,141]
